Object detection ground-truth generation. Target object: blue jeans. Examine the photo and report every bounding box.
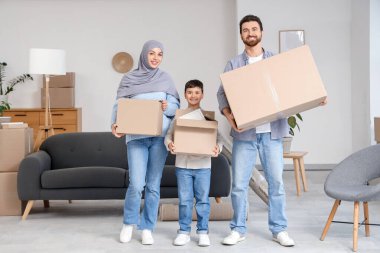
[230,133,287,235]
[176,168,211,234]
[123,137,168,231]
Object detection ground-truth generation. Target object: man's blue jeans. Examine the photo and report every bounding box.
[176,168,211,234]
[123,137,168,231]
[230,133,287,235]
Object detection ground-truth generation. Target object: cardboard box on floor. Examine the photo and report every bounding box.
[375,117,380,143]
[43,72,75,88]
[220,45,327,130]
[116,99,163,136]
[41,87,75,108]
[0,172,22,216]
[0,128,33,172]
[173,108,218,156]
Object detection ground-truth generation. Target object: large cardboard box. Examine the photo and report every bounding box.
[0,128,33,172]
[173,109,218,156]
[41,87,75,108]
[43,72,75,88]
[0,172,21,216]
[116,99,163,136]
[375,117,380,143]
[220,45,327,130]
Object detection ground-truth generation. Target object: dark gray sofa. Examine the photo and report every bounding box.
[17,132,231,219]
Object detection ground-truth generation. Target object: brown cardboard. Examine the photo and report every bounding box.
[220,45,327,130]
[375,117,380,143]
[116,99,163,136]
[0,128,33,172]
[173,108,218,156]
[43,72,75,88]
[41,88,75,108]
[0,172,21,216]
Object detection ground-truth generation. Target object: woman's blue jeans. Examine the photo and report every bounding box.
[123,137,167,231]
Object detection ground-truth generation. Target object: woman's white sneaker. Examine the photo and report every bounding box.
[173,233,190,246]
[198,234,210,247]
[273,231,295,247]
[141,229,154,245]
[222,231,245,245]
[119,224,133,243]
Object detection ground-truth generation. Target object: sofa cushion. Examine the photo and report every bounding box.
[41,167,127,189]
[161,165,177,187]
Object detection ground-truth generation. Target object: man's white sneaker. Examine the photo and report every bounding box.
[222,231,245,245]
[198,234,210,247]
[173,233,190,246]
[119,224,133,243]
[141,229,154,245]
[273,231,295,247]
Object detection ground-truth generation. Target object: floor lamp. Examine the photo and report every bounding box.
[29,48,66,151]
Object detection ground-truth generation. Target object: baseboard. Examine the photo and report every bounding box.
[256,164,336,171]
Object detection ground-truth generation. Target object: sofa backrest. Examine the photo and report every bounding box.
[40,132,128,170]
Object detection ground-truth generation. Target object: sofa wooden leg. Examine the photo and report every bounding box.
[320,199,341,240]
[43,200,50,208]
[215,197,222,203]
[22,200,34,220]
[363,202,370,237]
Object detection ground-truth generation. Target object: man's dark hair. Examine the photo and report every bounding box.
[185,79,203,93]
[239,15,263,33]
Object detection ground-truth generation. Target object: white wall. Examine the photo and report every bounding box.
[0,0,236,133]
[237,0,353,164]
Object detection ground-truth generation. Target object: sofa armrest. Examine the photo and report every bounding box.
[17,151,51,200]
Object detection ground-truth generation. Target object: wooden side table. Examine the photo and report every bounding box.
[283,151,308,196]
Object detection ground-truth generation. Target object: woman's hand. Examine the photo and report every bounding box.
[212,145,220,157]
[111,124,125,138]
[161,100,168,111]
[168,141,176,154]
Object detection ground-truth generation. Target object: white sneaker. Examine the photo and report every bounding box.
[273,231,295,247]
[141,229,154,245]
[119,224,133,243]
[198,234,210,247]
[173,233,190,246]
[222,231,245,245]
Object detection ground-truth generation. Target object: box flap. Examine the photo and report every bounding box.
[175,118,218,129]
[175,108,215,120]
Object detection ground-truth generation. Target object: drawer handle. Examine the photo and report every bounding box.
[14,114,27,116]
[53,128,66,131]
[52,113,64,116]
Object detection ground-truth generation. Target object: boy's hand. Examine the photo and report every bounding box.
[111,124,125,138]
[168,141,176,154]
[212,145,220,157]
[161,100,168,111]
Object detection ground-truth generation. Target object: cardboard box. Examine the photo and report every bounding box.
[116,99,163,136]
[0,172,21,216]
[220,45,327,130]
[0,128,33,172]
[173,108,218,156]
[43,72,75,88]
[41,87,75,108]
[375,117,380,143]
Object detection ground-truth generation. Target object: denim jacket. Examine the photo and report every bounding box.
[217,49,288,141]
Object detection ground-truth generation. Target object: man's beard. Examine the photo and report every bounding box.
[243,36,262,47]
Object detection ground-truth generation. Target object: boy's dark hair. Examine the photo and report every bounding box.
[239,14,263,33]
[185,79,203,93]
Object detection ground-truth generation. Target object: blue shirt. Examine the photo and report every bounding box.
[111,91,180,143]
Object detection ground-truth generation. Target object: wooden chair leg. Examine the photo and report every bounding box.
[43,200,50,208]
[293,158,301,196]
[320,199,341,240]
[215,197,222,203]
[22,200,34,220]
[299,157,308,192]
[363,202,369,236]
[353,201,359,252]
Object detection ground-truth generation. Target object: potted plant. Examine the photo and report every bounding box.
[283,113,303,153]
[0,62,33,115]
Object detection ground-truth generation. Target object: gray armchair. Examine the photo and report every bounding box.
[320,144,380,252]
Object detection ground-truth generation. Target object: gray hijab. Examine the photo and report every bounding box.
[116,40,179,100]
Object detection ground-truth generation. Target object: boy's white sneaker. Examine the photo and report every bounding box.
[119,224,133,243]
[198,234,210,247]
[273,231,295,247]
[222,231,245,245]
[173,233,190,246]
[141,229,154,245]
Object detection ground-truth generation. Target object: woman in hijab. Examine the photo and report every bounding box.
[111,40,180,245]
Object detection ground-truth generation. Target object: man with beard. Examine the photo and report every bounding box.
[217,15,295,247]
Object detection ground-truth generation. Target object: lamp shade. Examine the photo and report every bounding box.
[29,48,66,75]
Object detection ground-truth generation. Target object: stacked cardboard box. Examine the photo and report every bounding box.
[41,72,75,108]
[0,128,33,215]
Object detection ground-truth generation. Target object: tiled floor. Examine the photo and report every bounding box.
[1,170,379,253]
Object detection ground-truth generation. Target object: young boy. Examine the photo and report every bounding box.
[165,79,223,247]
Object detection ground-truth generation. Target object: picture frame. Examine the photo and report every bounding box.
[279,30,305,53]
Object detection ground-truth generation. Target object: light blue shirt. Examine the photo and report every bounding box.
[111,92,180,143]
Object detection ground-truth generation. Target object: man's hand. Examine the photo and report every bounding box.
[222,107,243,133]
[320,97,328,106]
[111,124,125,138]
[161,100,168,111]
[168,141,176,154]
